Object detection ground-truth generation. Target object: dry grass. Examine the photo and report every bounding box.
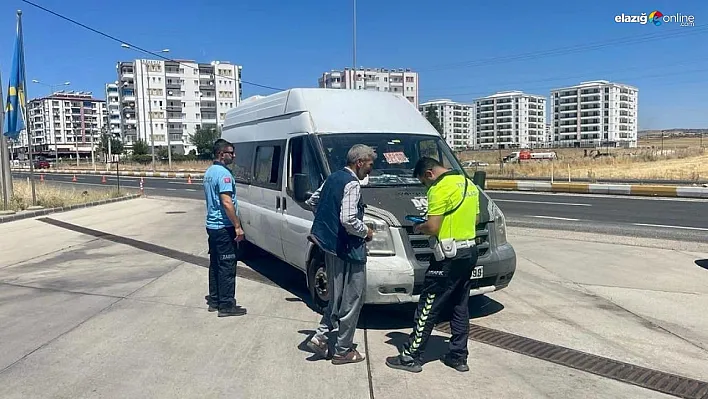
[460,137,707,181]
[5,180,127,212]
[41,136,708,181]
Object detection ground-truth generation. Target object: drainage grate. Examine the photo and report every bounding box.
[436,322,708,399]
[37,217,275,287]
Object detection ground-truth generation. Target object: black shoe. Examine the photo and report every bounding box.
[205,295,218,311]
[385,355,422,373]
[441,355,469,372]
[218,306,247,317]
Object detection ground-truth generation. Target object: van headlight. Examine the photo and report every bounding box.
[364,215,395,256]
[491,203,508,246]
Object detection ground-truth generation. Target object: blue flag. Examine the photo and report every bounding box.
[3,13,27,141]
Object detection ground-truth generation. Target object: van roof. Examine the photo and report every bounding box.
[224,88,439,136]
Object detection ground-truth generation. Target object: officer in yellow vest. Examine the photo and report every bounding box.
[386,156,480,373]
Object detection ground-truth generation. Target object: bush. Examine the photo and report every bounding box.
[132,154,153,164]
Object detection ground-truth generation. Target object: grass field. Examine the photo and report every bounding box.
[459,136,707,181]
[4,180,127,212]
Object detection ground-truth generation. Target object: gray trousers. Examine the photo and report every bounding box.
[313,252,366,355]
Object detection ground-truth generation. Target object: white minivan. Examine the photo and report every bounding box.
[221,88,516,311]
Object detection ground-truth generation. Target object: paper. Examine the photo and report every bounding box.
[383,152,409,164]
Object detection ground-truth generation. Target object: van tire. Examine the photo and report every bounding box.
[307,251,329,313]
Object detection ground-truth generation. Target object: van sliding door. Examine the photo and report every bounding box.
[249,140,287,260]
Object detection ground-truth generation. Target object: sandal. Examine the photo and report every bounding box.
[331,348,365,365]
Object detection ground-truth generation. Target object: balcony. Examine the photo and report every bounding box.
[166,105,182,112]
[166,81,181,90]
[169,134,183,142]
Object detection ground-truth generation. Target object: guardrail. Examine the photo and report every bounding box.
[478,175,708,186]
[486,180,708,198]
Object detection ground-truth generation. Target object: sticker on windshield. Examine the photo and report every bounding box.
[383,152,409,164]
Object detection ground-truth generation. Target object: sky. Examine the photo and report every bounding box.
[0,0,706,130]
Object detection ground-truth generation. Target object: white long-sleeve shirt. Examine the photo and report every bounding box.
[306,167,368,238]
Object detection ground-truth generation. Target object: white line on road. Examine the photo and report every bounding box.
[495,199,591,207]
[531,215,580,221]
[185,189,197,192]
[166,188,177,191]
[632,223,708,232]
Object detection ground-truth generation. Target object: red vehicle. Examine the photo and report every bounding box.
[33,158,50,169]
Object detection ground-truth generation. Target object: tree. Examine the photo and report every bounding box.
[132,139,149,156]
[425,107,443,136]
[99,134,124,156]
[189,126,222,159]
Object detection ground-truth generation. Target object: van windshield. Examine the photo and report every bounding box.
[317,133,464,187]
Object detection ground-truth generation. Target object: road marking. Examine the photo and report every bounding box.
[185,189,197,192]
[166,188,177,191]
[531,216,580,221]
[495,199,591,207]
[633,223,708,232]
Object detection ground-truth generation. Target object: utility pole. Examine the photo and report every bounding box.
[144,61,156,171]
[0,75,13,210]
[120,44,168,171]
[353,0,357,71]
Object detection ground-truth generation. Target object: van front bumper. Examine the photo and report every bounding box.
[363,242,516,305]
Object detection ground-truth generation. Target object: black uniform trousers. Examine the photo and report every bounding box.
[206,226,238,310]
[403,245,479,362]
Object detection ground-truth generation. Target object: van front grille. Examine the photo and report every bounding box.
[404,224,490,267]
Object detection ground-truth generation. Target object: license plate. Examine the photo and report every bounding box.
[471,265,483,279]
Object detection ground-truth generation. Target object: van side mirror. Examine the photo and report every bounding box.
[293,173,312,202]
[473,170,486,190]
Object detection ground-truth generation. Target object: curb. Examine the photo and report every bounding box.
[11,168,204,179]
[0,193,143,224]
[486,181,708,198]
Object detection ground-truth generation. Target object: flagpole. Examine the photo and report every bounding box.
[0,76,12,210]
[16,10,36,206]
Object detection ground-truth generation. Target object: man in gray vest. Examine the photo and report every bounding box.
[305,144,376,365]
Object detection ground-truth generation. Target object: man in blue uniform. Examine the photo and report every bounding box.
[203,138,247,317]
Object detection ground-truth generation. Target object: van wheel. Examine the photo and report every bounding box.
[307,253,330,313]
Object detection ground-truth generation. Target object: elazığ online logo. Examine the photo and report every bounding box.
[615,10,695,27]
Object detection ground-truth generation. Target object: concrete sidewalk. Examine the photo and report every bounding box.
[1,197,707,398]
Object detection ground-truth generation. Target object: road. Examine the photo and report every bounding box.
[13,171,708,242]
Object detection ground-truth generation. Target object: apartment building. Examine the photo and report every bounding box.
[474,91,548,150]
[318,67,419,108]
[419,99,475,150]
[116,59,242,154]
[23,91,106,159]
[105,82,121,139]
[550,80,638,148]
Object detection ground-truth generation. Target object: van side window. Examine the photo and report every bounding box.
[232,142,255,184]
[287,135,322,196]
[253,145,282,187]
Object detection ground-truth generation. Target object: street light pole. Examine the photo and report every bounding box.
[31,80,70,167]
[120,44,169,172]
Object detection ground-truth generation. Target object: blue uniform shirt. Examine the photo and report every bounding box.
[203,162,237,229]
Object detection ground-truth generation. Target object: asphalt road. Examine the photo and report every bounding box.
[12,171,708,242]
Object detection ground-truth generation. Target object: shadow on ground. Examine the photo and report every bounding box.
[240,241,506,331]
[696,259,708,270]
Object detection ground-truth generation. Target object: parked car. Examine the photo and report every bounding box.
[33,158,50,169]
